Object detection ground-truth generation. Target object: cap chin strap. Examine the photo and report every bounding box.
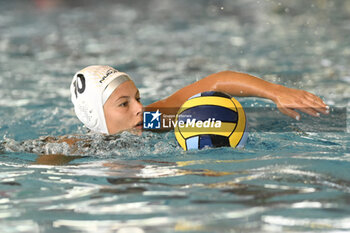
[102,74,131,105]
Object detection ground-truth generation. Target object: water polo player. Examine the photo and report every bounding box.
[70,65,329,135]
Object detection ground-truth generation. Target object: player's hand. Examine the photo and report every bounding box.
[272,85,329,120]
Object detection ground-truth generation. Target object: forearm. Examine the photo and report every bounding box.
[147,70,280,111]
[207,70,279,101]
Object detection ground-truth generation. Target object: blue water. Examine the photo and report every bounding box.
[0,0,349,232]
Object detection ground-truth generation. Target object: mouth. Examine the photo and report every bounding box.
[135,121,143,129]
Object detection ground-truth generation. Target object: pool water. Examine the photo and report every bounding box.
[0,0,349,232]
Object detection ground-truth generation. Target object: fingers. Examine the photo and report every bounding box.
[275,89,330,120]
[303,92,329,114]
[303,97,329,115]
[279,104,329,121]
[297,106,321,118]
[278,107,301,121]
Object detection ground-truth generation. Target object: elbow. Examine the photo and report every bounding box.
[209,70,242,92]
[204,70,241,92]
[207,71,232,91]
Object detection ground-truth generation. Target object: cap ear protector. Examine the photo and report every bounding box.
[70,65,131,134]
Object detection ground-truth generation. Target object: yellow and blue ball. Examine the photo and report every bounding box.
[174,91,248,151]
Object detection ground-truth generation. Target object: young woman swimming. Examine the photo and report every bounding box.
[1,65,329,164]
[71,65,329,135]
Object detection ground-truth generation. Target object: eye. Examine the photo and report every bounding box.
[136,97,141,102]
[119,101,129,107]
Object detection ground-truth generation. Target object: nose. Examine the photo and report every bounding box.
[134,99,143,116]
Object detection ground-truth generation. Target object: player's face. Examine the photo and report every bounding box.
[103,80,143,135]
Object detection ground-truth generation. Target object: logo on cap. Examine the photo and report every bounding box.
[99,69,118,83]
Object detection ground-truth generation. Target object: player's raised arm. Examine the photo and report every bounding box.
[147,70,329,120]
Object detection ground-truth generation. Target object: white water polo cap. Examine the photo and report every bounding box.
[70,65,131,134]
